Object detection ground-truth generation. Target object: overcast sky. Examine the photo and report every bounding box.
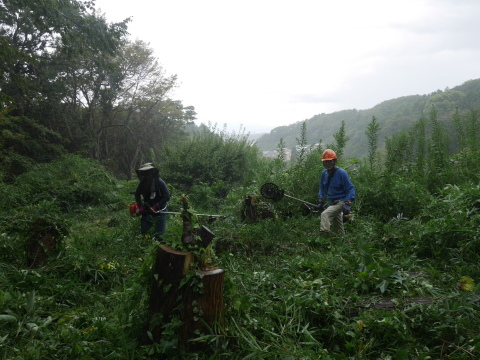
[93,0,480,134]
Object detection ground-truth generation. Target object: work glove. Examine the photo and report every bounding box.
[136,205,145,215]
[152,203,160,212]
[343,203,352,222]
[317,202,324,211]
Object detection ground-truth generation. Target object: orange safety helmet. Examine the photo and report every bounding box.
[322,149,337,161]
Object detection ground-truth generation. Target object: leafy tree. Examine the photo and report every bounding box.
[424,90,466,114]
[267,137,288,180]
[466,109,479,151]
[0,0,129,174]
[446,109,480,185]
[384,129,411,177]
[0,0,128,117]
[426,106,449,191]
[333,120,349,159]
[451,107,466,151]
[276,138,287,162]
[92,40,194,178]
[411,116,427,184]
[292,121,308,165]
[0,2,193,180]
[365,116,381,169]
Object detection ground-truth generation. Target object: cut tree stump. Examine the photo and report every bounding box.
[147,245,225,350]
[241,194,274,222]
[180,268,225,350]
[27,219,61,268]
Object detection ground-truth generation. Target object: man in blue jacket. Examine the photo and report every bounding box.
[318,149,355,235]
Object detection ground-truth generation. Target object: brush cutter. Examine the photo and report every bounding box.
[129,203,226,220]
[260,183,353,221]
[260,183,319,211]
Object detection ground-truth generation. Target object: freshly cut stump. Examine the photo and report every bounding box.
[147,245,225,350]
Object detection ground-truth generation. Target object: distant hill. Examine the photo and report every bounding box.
[247,132,268,142]
[183,123,267,142]
[254,78,480,159]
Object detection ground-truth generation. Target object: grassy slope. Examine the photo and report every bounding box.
[2,185,479,359]
[1,150,480,359]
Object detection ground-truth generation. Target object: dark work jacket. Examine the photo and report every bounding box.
[135,177,170,212]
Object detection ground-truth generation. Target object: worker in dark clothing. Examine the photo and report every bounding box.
[134,163,170,240]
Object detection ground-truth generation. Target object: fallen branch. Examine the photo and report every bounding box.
[440,338,476,358]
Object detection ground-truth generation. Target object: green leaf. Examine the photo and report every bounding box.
[377,280,388,294]
[396,348,409,360]
[41,316,53,328]
[26,322,39,332]
[25,290,35,313]
[0,315,17,322]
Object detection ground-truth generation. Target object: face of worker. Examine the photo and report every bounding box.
[322,160,335,170]
[137,169,152,181]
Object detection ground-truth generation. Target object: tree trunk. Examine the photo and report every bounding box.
[147,245,225,349]
[180,268,225,350]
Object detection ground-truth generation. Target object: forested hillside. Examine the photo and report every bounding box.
[255,79,480,159]
[2,0,479,180]
[0,0,195,181]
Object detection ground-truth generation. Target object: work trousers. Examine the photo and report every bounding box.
[320,201,345,234]
[141,213,167,240]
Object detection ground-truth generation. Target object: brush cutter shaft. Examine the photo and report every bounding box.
[283,194,318,208]
[144,205,226,218]
[161,211,226,218]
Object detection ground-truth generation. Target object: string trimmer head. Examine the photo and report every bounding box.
[260,182,285,202]
[260,183,318,210]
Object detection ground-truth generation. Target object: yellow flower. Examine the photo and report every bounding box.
[459,276,475,291]
[357,320,365,331]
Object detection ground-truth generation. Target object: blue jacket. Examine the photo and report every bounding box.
[318,167,355,203]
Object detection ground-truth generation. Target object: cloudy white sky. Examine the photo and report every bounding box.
[93,0,480,134]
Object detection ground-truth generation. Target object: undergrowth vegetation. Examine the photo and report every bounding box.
[1,113,480,359]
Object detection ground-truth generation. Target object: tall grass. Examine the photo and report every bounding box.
[2,111,480,359]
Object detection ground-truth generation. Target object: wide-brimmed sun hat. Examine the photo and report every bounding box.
[137,163,155,171]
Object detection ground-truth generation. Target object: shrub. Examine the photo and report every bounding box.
[161,124,261,210]
[7,154,119,211]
